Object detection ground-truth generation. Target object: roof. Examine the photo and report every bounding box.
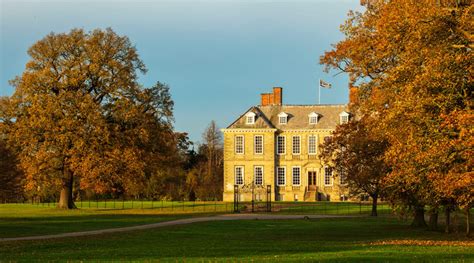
[226,104,349,130]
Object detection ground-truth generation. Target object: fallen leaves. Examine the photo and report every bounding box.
[368,239,474,247]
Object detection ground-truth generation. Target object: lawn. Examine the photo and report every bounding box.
[25,199,234,212]
[0,216,472,262]
[0,203,223,238]
[271,201,392,215]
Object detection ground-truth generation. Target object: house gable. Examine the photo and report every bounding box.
[226,106,275,129]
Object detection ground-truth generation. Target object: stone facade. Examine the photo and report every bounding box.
[222,87,351,202]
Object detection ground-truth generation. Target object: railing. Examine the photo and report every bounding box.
[1,199,397,216]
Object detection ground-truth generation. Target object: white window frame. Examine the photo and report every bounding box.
[276,166,286,186]
[245,112,256,125]
[292,166,301,186]
[254,166,264,185]
[254,135,264,155]
[339,112,350,124]
[324,166,333,186]
[308,112,319,124]
[235,166,244,185]
[278,112,288,125]
[292,136,301,155]
[246,116,254,124]
[277,135,286,155]
[235,135,244,154]
[340,115,349,124]
[308,135,318,155]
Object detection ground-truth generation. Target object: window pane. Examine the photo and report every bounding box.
[235,166,244,185]
[340,171,346,185]
[254,135,263,154]
[277,136,285,154]
[277,167,286,186]
[340,115,349,124]
[235,136,244,154]
[292,167,300,185]
[292,136,300,154]
[308,135,317,154]
[254,166,263,185]
[324,167,332,185]
[247,116,254,124]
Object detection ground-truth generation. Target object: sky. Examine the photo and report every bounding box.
[0,0,362,143]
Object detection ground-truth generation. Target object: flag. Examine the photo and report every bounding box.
[319,79,332,89]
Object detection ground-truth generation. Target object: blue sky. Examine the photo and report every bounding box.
[0,0,361,143]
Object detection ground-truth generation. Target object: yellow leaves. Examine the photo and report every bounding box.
[368,239,474,247]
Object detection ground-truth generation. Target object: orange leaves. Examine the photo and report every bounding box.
[4,28,181,201]
[321,0,473,213]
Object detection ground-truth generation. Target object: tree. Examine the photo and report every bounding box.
[321,0,472,231]
[201,121,223,199]
[0,97,24,202]
[185,121,223,201]
[319,117,389,216]
[7,28,176,208]
[0,139,24,202]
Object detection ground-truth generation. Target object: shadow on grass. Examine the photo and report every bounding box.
[0,213,200,238]
[1,217,472,261]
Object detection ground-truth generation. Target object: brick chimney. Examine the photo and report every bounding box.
[260,87,283,106]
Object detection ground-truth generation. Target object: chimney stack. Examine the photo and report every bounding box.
[260,87,283,106]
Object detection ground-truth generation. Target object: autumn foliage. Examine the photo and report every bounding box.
[319,117,389,216]
[321,0,473,234]
[2,29,186,208]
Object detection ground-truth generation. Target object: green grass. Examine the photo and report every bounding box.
[1,201,380,238]
[0,217,472,262]
[29,200,234,212]
[0,204,224,238]
[271,201,392,215]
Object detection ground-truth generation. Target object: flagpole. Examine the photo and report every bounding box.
[318,79,321,104]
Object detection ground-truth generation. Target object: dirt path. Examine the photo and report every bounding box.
[0,214,355,242]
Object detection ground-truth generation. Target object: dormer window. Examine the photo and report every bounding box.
[339,111,350,124]
[278,112,288,125]
[246,112,256,125]
[308,112,319,124]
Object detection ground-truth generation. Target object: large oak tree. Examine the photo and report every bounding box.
[7,28,174,208]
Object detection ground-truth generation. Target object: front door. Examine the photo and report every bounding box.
[308,171,317,191]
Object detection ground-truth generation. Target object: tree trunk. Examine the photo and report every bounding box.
[428,210,438,231]
[411,206,427,228]
[445,207,451,233]
[466,207,471,237]
[370,194,378,217]
[57,169,76,209]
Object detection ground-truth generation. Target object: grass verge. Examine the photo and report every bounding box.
[0,216,472,262]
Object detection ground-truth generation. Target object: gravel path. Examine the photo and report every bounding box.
[0,214,355,242]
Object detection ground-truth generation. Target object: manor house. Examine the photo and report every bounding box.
[222,87,350,202]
